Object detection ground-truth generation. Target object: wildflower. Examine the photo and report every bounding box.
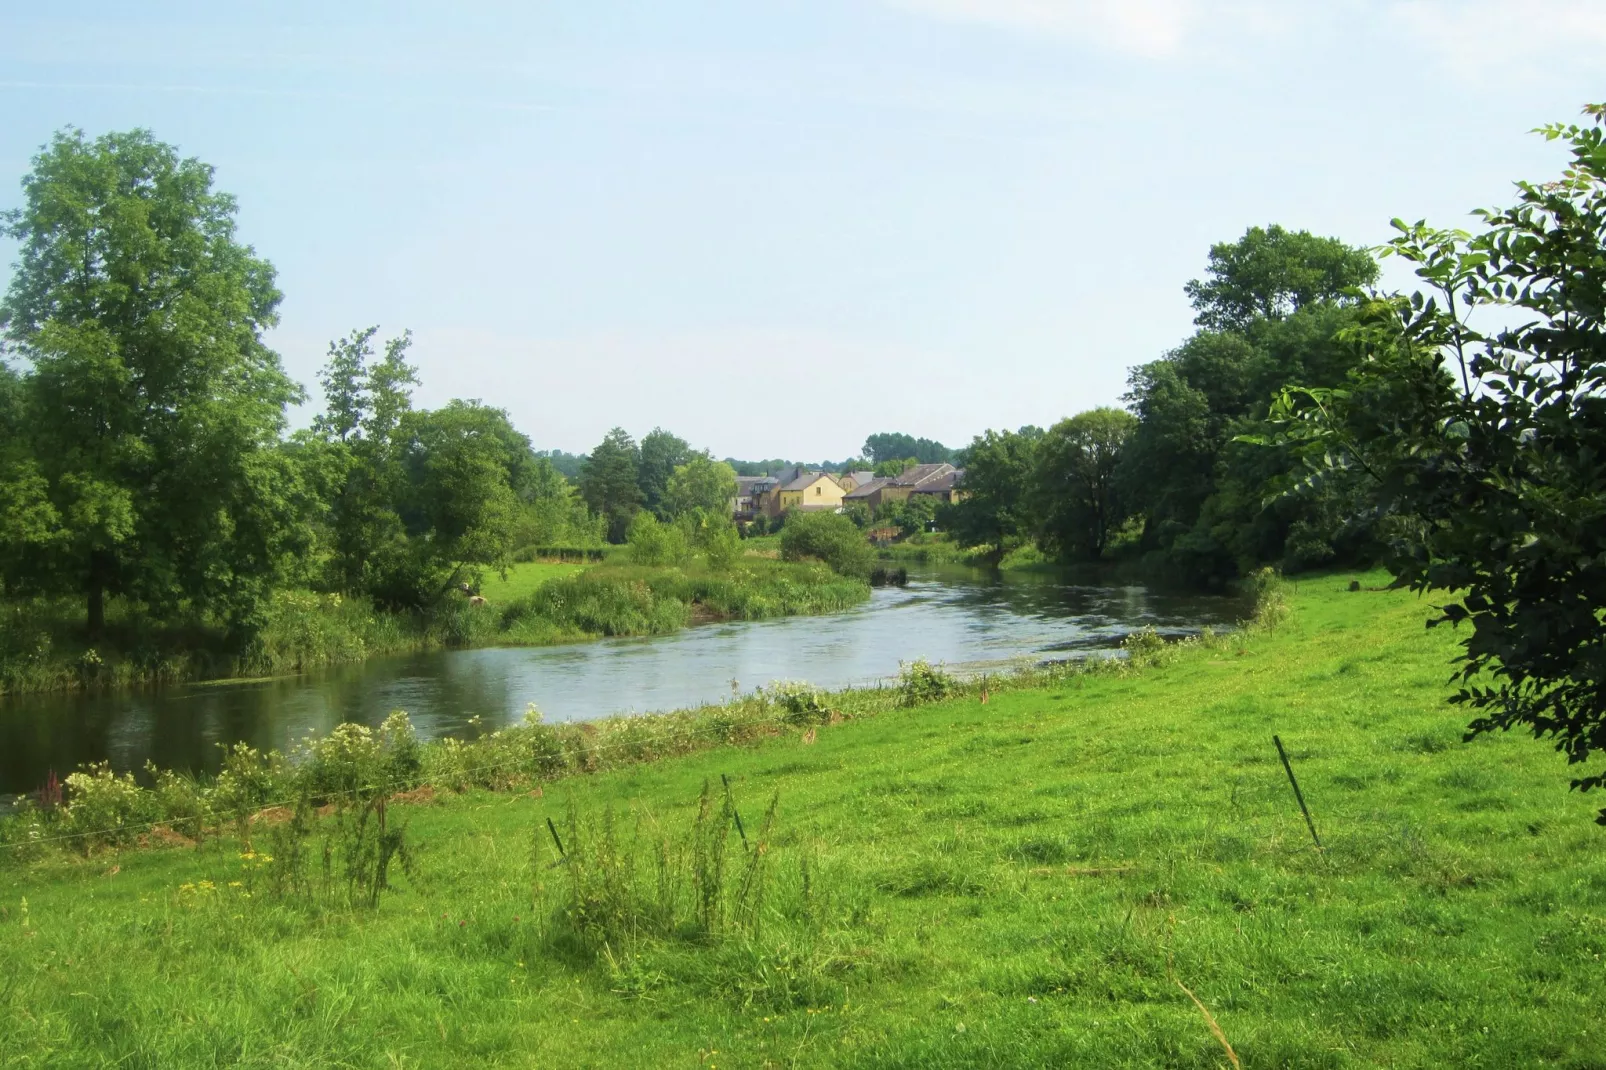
[228,881,243,888]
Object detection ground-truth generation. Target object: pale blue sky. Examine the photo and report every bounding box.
[2,1,1602,460]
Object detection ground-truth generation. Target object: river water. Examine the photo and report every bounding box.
[0,567,1247,793]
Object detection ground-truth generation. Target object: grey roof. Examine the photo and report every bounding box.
[844,476,891,499]
[910,468,963,494]
[780,470,838,492]
[844,471,876,487]
[888,462,956,487]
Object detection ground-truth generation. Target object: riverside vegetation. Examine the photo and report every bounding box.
[0,554,868,695]
[3,574,1604,1067]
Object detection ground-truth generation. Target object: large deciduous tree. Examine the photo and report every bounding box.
[1184,224,1379,333]
[663,454,738,519]
[939,427,1042,560]
[1035,407,1137,560]
[637,427,692,518]
[0,128,302,635]
[580,427,642,543]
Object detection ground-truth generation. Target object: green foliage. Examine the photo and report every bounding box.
[637,428,692,518]
[579,427,643,543]
[58,763,155,852]
[1263,106,1606,820]
[626,512,691,567]
[940,426,1042,559]
[0,128,304,636]
[1034,408,1137,561]
[294,712,423,803]
[779,510,873,579]
[1120,226,1381,585]
[663,455,738,520]
[875,493,936,537]
[863,432,951,466]
[872,456,918,477]
[1184,223,1380,333]
[898,658,958,706]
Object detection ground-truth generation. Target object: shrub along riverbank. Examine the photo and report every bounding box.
[0,557,868,696]
[4,572,1604,1067]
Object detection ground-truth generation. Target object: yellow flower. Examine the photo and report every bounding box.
[228,881,243,888]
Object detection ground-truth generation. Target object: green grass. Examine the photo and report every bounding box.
[4,573,1605,1067]
[476,560,588,603]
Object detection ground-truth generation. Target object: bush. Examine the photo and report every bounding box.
[295,712,421,803]
[60,763,156,852]
[627,513,691,566]
[899,659,958,706]
[780,511,873,579]
[210,742,291,832]
[765,681,832,725]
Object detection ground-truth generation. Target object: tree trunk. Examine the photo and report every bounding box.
[87,581,105,640]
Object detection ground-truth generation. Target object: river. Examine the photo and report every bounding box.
[0,566,1247,793]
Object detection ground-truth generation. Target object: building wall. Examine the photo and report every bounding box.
[777,475,846,514]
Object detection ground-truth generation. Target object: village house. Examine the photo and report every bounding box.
[770,470,847,517]
[844,462,964,510]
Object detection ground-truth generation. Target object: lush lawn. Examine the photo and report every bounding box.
[476,560,589,603]
[4,573,1605,1067]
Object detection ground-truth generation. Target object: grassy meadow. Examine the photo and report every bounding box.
[3,572,1605,1067]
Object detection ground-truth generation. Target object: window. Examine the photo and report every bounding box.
[815,486,822,496]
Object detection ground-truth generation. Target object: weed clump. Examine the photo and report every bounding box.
[900,659,958,706]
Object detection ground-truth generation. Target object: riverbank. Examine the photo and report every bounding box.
[4,572,1603,1066]
[0,557,868,697]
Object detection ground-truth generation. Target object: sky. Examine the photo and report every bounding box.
[1,1,1603,462]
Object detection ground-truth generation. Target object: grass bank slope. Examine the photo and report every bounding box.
[4,573,1605,1068]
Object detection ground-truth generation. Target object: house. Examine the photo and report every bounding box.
[770,471,846,516]
[909,467,966,506]
[843,476,893,510]
[733,476,777,521]
[838,471,877,493]
[869,463,960,507]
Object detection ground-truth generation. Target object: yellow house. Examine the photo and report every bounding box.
[766,470,847,517]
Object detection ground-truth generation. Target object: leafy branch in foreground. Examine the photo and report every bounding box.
[1257,104,1606,821]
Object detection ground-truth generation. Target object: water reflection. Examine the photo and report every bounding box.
[0,567,1246,791]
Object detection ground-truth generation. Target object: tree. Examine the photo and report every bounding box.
[1184,224,1380,333]
[663,455,738,519]
[873,456,918,477]
[579,427,642,543]
[0,128,301,635]
[864,432,950,466]
[1121,228,1379,584]
[940,427,1042,559]
[309,328,420,599]
[1265,105,1606,821]
[1035,408,1137,560]
[780,510,873,579]
[403,400,527,596]
[638,427,692,518]
[877,494,937,537]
